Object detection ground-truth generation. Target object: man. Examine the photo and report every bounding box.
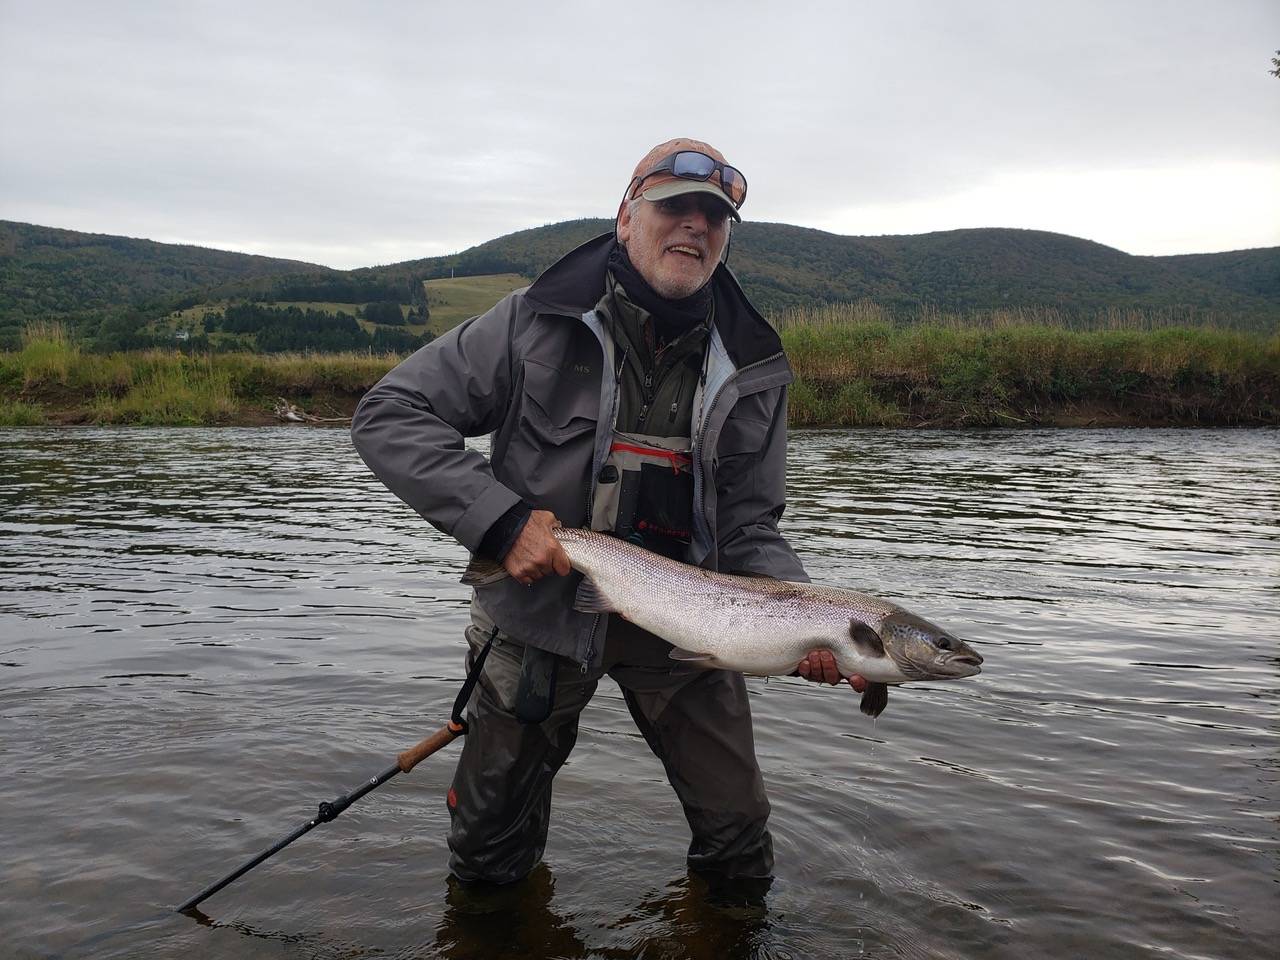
[351,138,863,887]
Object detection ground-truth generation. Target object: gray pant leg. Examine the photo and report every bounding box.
[446,613,597,884]
[608,623,774,879]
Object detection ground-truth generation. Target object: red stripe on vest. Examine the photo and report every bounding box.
[609,441,692,475]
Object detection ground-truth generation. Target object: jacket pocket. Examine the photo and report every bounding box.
[717,414,770,458]
[520,359,598,445]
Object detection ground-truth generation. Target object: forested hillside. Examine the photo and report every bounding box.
[1153,248,1280,301]
[0,221,335,349]
[327,219,1280,323]
[2,217,1276,351]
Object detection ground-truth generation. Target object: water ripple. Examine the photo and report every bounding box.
[0,426,1277,960]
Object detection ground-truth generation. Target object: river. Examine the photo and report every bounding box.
[1,427,1276,959]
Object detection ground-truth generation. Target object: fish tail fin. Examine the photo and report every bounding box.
[572,576,616,614]
[461,556,510,586]
[860,682,889,718]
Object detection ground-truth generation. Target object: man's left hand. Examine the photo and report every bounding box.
[796,650,868,692]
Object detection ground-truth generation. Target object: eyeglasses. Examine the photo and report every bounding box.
[629,150,748,209]
[651,194,732,227]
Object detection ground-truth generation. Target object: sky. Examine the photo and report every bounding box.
[1,0,1277,269]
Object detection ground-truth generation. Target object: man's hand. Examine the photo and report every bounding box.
[503,509,571,585]
[796,650,868,693]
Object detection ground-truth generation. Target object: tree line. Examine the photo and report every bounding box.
[208,303,431,353]
[271,277,411,303]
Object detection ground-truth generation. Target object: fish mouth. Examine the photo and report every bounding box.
[947,651,983,676]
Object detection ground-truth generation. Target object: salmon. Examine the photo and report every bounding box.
[463,527,983,717]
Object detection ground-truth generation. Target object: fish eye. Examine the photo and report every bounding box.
[936,636,954,651]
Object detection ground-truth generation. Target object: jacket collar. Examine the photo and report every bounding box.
[523,232,785,370]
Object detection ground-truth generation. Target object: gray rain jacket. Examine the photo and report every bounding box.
[351,233,807,667]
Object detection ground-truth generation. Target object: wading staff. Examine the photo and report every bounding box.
[176,628,496,914]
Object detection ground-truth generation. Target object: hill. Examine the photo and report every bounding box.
[2,218,1276,351]
[0,221,334,314]
[341,219,1280,324]
[1153,247,1280,301]
[0,220,336,348]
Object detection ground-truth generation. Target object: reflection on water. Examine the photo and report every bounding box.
[1,426,1277,959]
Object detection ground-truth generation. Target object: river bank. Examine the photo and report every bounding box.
[2,322,1276,427]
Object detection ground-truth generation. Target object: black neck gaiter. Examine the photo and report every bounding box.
[607,243,713,347]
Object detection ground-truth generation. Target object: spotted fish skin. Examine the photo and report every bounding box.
[552,528,983,689]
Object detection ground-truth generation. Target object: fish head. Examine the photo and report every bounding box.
[881,611,983,680]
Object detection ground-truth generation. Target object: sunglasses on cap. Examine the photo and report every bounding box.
[630,150,748,209]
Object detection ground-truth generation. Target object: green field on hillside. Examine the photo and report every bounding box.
[423,273,528,333]
[161,284,514,343]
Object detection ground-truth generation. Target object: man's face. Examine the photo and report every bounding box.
[617,193,731,300]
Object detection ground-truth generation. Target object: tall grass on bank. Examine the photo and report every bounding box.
[91,357,237,425]
[774,301,1241,332]
[16,320,78,387]
[2,310,1278,427]
[0,400,46,426]
[781,308,1280,427]
[0,323,404,425]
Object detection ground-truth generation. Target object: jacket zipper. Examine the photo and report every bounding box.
[637,371,653,427]
[638,324,700,430]
[667,372,684,423]
[580,341,625,671]
[693,350,785,554]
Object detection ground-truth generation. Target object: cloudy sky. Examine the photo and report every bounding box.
[2,1,1277,268]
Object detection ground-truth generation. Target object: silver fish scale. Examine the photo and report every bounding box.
[554,528,910,681]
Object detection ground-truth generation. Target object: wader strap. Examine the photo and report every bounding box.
[449,625,498,734]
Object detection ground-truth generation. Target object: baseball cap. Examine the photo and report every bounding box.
[625,138,745,222]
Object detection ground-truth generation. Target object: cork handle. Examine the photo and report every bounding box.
[397,722,465,773]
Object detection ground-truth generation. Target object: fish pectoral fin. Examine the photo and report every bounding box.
[572,576,617,614]
[461,556,510,586]
[859,681,890,718]
[849,621,886,657]
[668,647,716,663]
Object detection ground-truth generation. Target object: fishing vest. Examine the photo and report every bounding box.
[589,275,709,560]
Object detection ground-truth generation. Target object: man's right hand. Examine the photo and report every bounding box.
[502,509,572,585]
[796,650,869,692]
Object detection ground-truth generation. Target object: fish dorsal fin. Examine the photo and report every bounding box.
[461,556,510,586]
[849,621,885,657]
[860,681,889,718]
[572,576,617,614]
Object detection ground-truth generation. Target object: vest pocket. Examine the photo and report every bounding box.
[592,433,694,559]
[631,462,694,550]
